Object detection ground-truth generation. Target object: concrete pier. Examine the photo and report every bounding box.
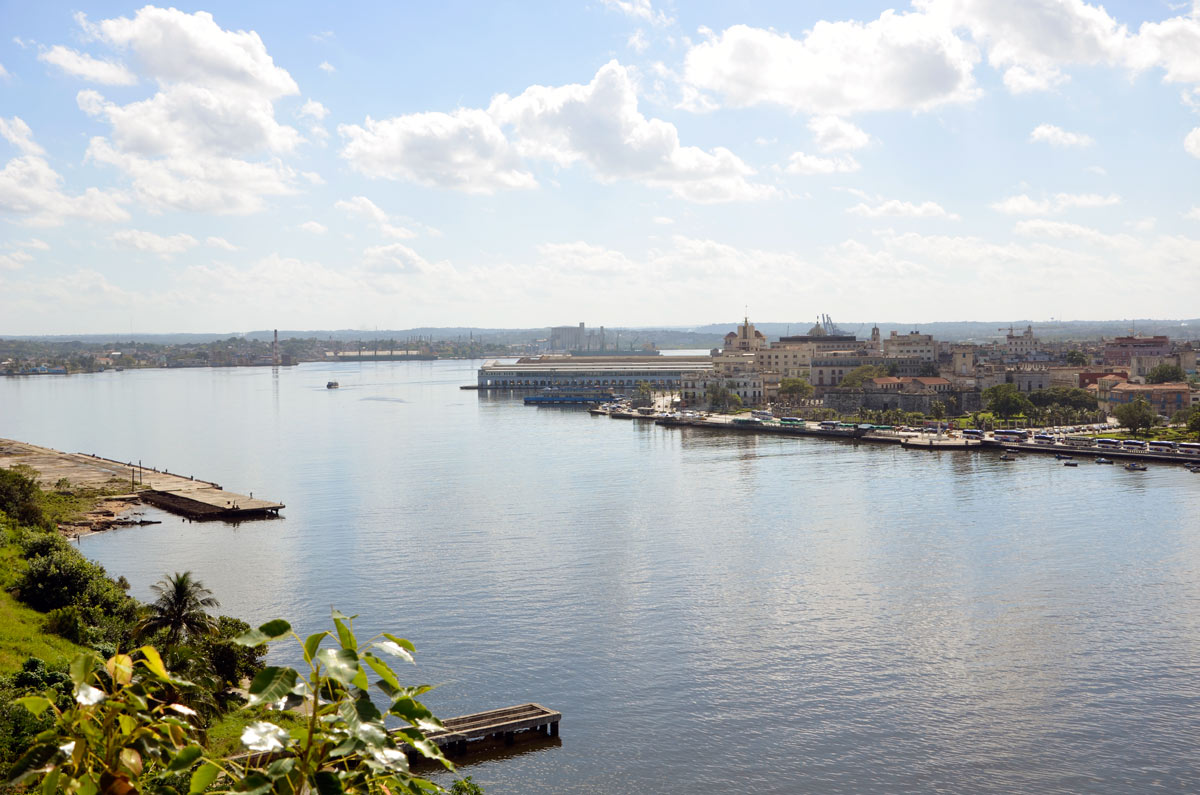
[0,438,283,522]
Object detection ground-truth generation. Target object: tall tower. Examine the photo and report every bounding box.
[272,329,280,366]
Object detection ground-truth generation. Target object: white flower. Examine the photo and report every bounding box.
[240,721,292,753]
[75,684,105,705]
[373,641,413,663]
[369,747,408,768]
[58,741,76,758]
[168,703,197,716]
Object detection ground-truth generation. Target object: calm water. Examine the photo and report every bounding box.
[4,361,1200,793]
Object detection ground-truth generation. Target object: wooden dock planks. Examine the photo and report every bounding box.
[422,703,561,753]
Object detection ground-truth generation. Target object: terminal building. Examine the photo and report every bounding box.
[477,356,712,390]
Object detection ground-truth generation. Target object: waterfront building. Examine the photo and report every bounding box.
[757,328,861,377]
[882,330,937,361]
[1104,335,1170,366]
[1005,325,1039,358]
[680,371,765,406]
[549,323,587,352]
[724,317,767,352]
[1104,381,1193,415]
[950,345,976,377]
[476,356,710,390]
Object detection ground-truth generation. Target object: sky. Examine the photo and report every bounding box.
[2,0,1200,335]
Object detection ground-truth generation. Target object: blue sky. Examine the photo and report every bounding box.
[2,0,1199,334]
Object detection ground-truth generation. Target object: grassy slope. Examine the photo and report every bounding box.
[0,535,87,673]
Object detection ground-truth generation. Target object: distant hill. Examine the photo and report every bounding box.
[4,319,1197,346]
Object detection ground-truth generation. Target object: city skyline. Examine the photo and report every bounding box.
[3,0,1200,334]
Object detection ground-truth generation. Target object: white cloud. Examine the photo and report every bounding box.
[1185,127,1200,158]
[0,121,129,226]
[809,116,871,152]
[335,195,417,238]
[627,30,649,53]
[318,61,335,73]
[342,61,773,203]
[919,0,1130,94]
[991,191,1120,214]
[206,236,237,250]
[13,238,50,250]
[0,63,9,80]
[1001,63,1069,93]
[362,242,447,275]
[339,109,534,194]
[847,199,959,219]
[1185,207,1200,221]
[785,151,860,175]
[1030,123,1094,147]
[1013,218,1127,245]
[601,0,673,26]
[66,7,301,215]
[683,15,980,115]
[1086,164,1107,175]
[490,61,775,202]
[85,7,298,95]
[0,117,45,156]
[653,216,674,224]
[0,251,32,270]
[110,228,198,257]
[38,45,136,85]
[299,99,329,120]
[299,220,327,233]
[85,138,295,215]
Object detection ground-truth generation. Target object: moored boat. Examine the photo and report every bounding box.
[1096,458,1113,464]
[1124,462,1147,471]
[326,381,339,389]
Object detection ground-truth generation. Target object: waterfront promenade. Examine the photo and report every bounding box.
[0,438,283,523]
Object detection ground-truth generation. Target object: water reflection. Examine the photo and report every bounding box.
[2,361,1197,793]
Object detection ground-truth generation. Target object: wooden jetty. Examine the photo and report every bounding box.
[0,438,283,523]
[422,703,561,756]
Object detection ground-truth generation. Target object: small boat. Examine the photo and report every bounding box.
[1095,458,1113,464]
[999,454,1016,461]
[326,381,339,389]
[1005,447,1022,453]
[1063,461,1078,467]
[588,406,610,416]
[1124,462,1147,471]
[1054,453,1073,460]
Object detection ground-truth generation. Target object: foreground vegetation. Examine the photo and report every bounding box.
[0,467,476,794]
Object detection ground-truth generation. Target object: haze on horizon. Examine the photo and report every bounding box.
[3,0,1200,336]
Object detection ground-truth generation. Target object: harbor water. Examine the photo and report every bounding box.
[3,360,1200,793]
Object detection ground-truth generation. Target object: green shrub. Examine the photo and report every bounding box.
[0,468,44,528]
[43,606,88,644]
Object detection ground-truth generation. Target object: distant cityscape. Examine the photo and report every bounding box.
[476,317,1199,420]
[4,317,1198,420]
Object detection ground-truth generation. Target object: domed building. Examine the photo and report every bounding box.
[724,317,767,352]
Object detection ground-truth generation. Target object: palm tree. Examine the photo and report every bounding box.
[135,571,220,648]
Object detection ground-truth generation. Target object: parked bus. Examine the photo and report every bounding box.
[780,417,802,425]
[1033,433,1056,445]
[1148,441,1177,452]
[1122,439,1147,450]
[994,429,1030,441]
[1096,438,1122,449]
[1178,442,1200,456]
[819,420,840,429]
[1064,436,1096,448]
[962,429,984,439]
